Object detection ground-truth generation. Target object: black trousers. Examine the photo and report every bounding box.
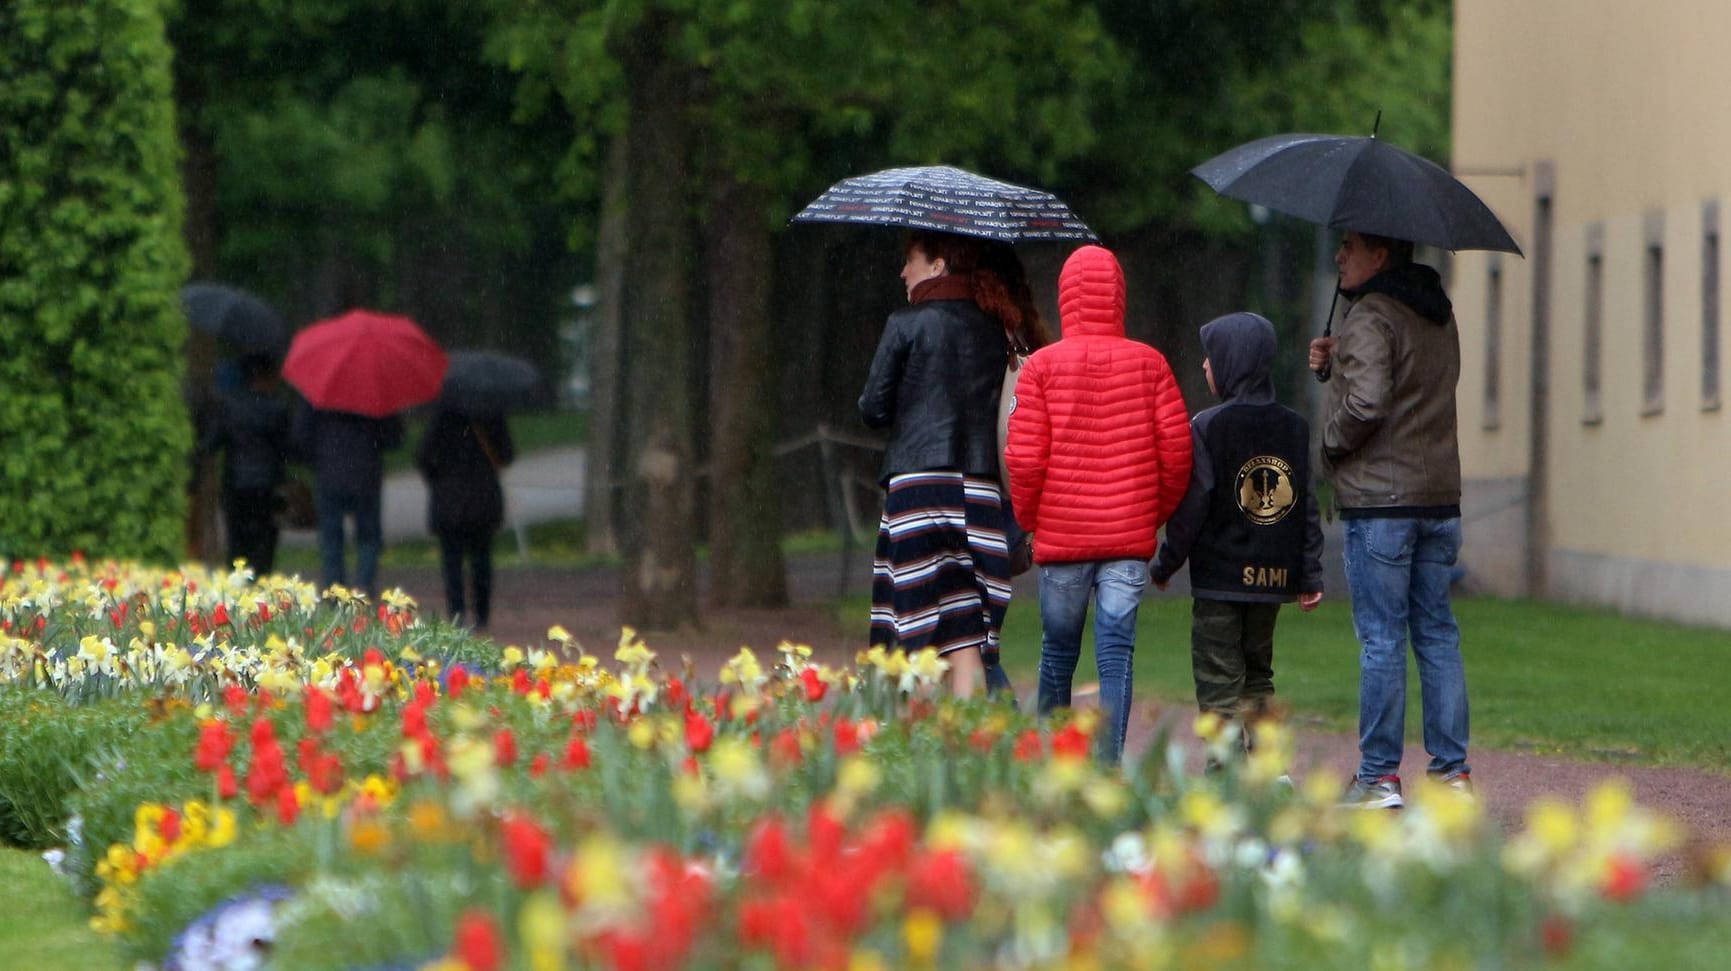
[224,487,280,576]
[438,527,496,627]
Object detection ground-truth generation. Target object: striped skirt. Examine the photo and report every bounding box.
[869,471,1012,658]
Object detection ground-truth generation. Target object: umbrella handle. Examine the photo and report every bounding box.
[1314,275,1342,383]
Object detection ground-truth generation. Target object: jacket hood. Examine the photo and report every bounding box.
[1057,245,1126,339]
[1199,311,1277,403]
[1342,261,1453,324]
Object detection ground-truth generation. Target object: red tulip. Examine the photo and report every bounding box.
[904,848,976,921]
[685,711,715,754]
[561,735,592,771]
[454,908,504,971]
[494,728,518,767]
[501,813,552,889]
[799,667,827,703]
[304,686,334,735]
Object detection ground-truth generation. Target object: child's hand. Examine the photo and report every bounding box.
[1152,578,1168,591]
[1298,591,1322,612]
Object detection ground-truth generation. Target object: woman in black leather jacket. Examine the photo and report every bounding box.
[858,230,1033,695]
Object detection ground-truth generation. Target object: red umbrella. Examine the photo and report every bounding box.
[283,309,447,417]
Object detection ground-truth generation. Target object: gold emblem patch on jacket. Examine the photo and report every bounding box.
[1236,455,1296,525]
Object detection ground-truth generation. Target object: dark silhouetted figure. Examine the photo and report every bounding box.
[292,402,405,597]
[416,408,514,629]
[199,354,293,575]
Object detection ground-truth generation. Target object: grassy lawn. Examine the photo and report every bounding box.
[0,849,124,971]
[847,591,1731,772]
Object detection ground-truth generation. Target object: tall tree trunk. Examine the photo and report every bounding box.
[705,175,788,607]
[584,134,629,556]
[617,21,699,629]
[180,125,221,563]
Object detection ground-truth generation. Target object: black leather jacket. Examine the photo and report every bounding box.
[858,298,1005,484]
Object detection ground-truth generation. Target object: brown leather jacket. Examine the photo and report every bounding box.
[1319,266,1462,512]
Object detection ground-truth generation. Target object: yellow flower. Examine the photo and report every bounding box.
[672,772,709,816]
[518,891,567,971]
[903,908,943,965]
[720,647,766,693]
[628,718,658,751]
[836,757,881,799]
[904,648,948,691]
[501,645,526,670]
[350,817,392,856]
[1527,797,1579,856]
[1083,777,1129,818]
[408,800,453,842]
[206,806,238,848]
[570,836,636,918]
[709,737,768,800]
[547,625,573,645]
[849,950,892,971]
[615,627,655,668]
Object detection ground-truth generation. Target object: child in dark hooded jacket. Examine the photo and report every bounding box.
[1151,311,1324,759]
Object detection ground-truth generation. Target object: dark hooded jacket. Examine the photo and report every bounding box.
[200,387,292,494]
[1319,262,1462,516]
[1151,312,1323,601]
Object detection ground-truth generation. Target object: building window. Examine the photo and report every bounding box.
[1704,200,1721,410]
[1642,210,1664,415]
[1584,223,1604,425]
[1483,255,1502,429]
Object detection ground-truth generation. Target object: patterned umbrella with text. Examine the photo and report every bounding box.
[792,165,1098,242]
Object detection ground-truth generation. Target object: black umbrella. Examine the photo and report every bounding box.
[181,282,289,358]
[440,350,544,415]
[1191,132,1522,255]
[791,165,1098,242]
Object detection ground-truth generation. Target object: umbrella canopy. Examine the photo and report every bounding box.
[182,282,289,357]
[440,350,544,415]
[282,309,447,418]
[1191,133,1522,255]
[791,165,1098,242]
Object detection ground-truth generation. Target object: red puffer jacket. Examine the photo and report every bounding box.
[1005,245,1192,563]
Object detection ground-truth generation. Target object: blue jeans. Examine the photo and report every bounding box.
[1342,516,1470,781]
[317,486,383,596]
[1037,559,1148,765]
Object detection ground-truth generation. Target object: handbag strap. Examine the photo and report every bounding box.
[470,421,503,472]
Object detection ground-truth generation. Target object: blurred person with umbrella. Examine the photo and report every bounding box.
[181,282,290,562]
[414,351,537,629]
[1193,125,1520,807]
[196,352,294,575]
[285,309,447,598]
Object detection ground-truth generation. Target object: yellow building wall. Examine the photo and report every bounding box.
[1454,0,1731,595]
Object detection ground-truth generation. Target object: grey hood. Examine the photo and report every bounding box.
[1199,311,1277,404]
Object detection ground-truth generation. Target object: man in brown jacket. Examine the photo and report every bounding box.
[1309,231,1471,810]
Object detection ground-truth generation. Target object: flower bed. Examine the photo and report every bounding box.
[3,558,1730,969]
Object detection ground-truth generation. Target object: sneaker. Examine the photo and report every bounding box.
[1430,769,1474,798]
[1340,774,1405,810]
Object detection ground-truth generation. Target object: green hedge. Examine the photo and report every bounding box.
[0,0,191,562]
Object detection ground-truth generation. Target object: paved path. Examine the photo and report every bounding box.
[284,445,586,546]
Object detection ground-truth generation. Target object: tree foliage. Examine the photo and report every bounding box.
[168,0,575,354]
[0,0,193,561]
